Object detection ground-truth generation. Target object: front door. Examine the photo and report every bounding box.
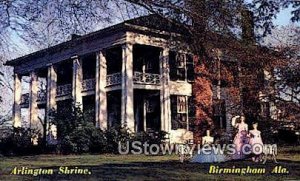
[134,90,161,132]
[145,93,160,131]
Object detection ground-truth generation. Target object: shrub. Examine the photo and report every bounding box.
[50,103,169,154]
[0,127,42,156]
[104,125,132,153]
[133,130,168,145]
[59,122,108,154]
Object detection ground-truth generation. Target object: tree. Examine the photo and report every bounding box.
[0,0,299,134]
[264,24,300,121]
[0,0,145,117]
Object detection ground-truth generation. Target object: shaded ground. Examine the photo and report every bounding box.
[0,146,299,181]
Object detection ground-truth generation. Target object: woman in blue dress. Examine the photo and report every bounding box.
[191,130,226,163]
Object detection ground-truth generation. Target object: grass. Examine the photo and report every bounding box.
[0,146,299,181]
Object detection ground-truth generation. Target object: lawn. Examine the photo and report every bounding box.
[0,147,299,181]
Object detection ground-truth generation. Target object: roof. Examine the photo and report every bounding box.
[5,14,184,67]
[5,14,280,68]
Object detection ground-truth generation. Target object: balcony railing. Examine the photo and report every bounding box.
[106,72,161,86]
[106,72,122,86]
[82,78,95,92]
[56,84,72,97]
[21,93,29,106]
[20,90,46,106]
[133,72,161,85]
[37,90,47,103]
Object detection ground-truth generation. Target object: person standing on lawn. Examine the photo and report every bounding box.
[249,122,264,162]
[232,115,249,160]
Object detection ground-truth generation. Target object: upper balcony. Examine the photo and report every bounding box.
[106,71,161,87]
[56,78,96,97]
[20,90,47,108]
[20,71,161,107]
[19,44,194,106]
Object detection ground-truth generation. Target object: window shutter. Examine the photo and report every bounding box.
[169,51,177,81]
[187,54,195,82]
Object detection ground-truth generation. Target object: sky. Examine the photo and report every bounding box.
[274,6,299,26]
[11,5,298,56]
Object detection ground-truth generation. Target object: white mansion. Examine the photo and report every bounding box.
[6,15,198,143]
[6,15,277,143]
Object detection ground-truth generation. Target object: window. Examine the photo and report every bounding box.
[169,51,177,81]
[176,53,185,68]
[169,51,194,81]
[171,95,188,130]
[261,102,270,117]
[186,54,195,82]
[177,96,187,113]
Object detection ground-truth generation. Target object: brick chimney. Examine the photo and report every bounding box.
[71,34,81,40]
[241,9,255,43]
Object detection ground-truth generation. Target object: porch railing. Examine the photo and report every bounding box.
[37,90,47,103]
[82,78,96,92]
[20,90,46,106]
[106,72,161,86]
[133,72,161,85]
[21,93,29,106]
[56,84,72,97]
[106,72,122,86]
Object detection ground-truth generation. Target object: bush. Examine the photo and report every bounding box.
[50,104,169,154]
[104,125,132,153]
[133,130,168,145]
[0,127,42,156]
[59,122,108,154]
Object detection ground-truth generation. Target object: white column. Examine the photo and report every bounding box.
[121,43,134,132]
[13,73,22,128]
[72,56,83,108]
[160,48,171,132]
[46,65,57,121]
[95,50,108,130]
[29,71,40,130]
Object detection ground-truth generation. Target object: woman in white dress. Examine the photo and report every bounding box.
[249,122,263,162]
[191,130,226,163]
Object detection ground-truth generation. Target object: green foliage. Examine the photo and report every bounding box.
[0,127,42,156]
[50,103,169,154]
[133,131,168,145]
[51,104,87,139]
[51,104,102,154]
[104,125,132,154]
[59,122,108,154]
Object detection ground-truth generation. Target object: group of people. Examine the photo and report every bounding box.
[191,115,264,163]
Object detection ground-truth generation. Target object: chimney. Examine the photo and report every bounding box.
[241,9,255,43]
[71,34,81,40]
